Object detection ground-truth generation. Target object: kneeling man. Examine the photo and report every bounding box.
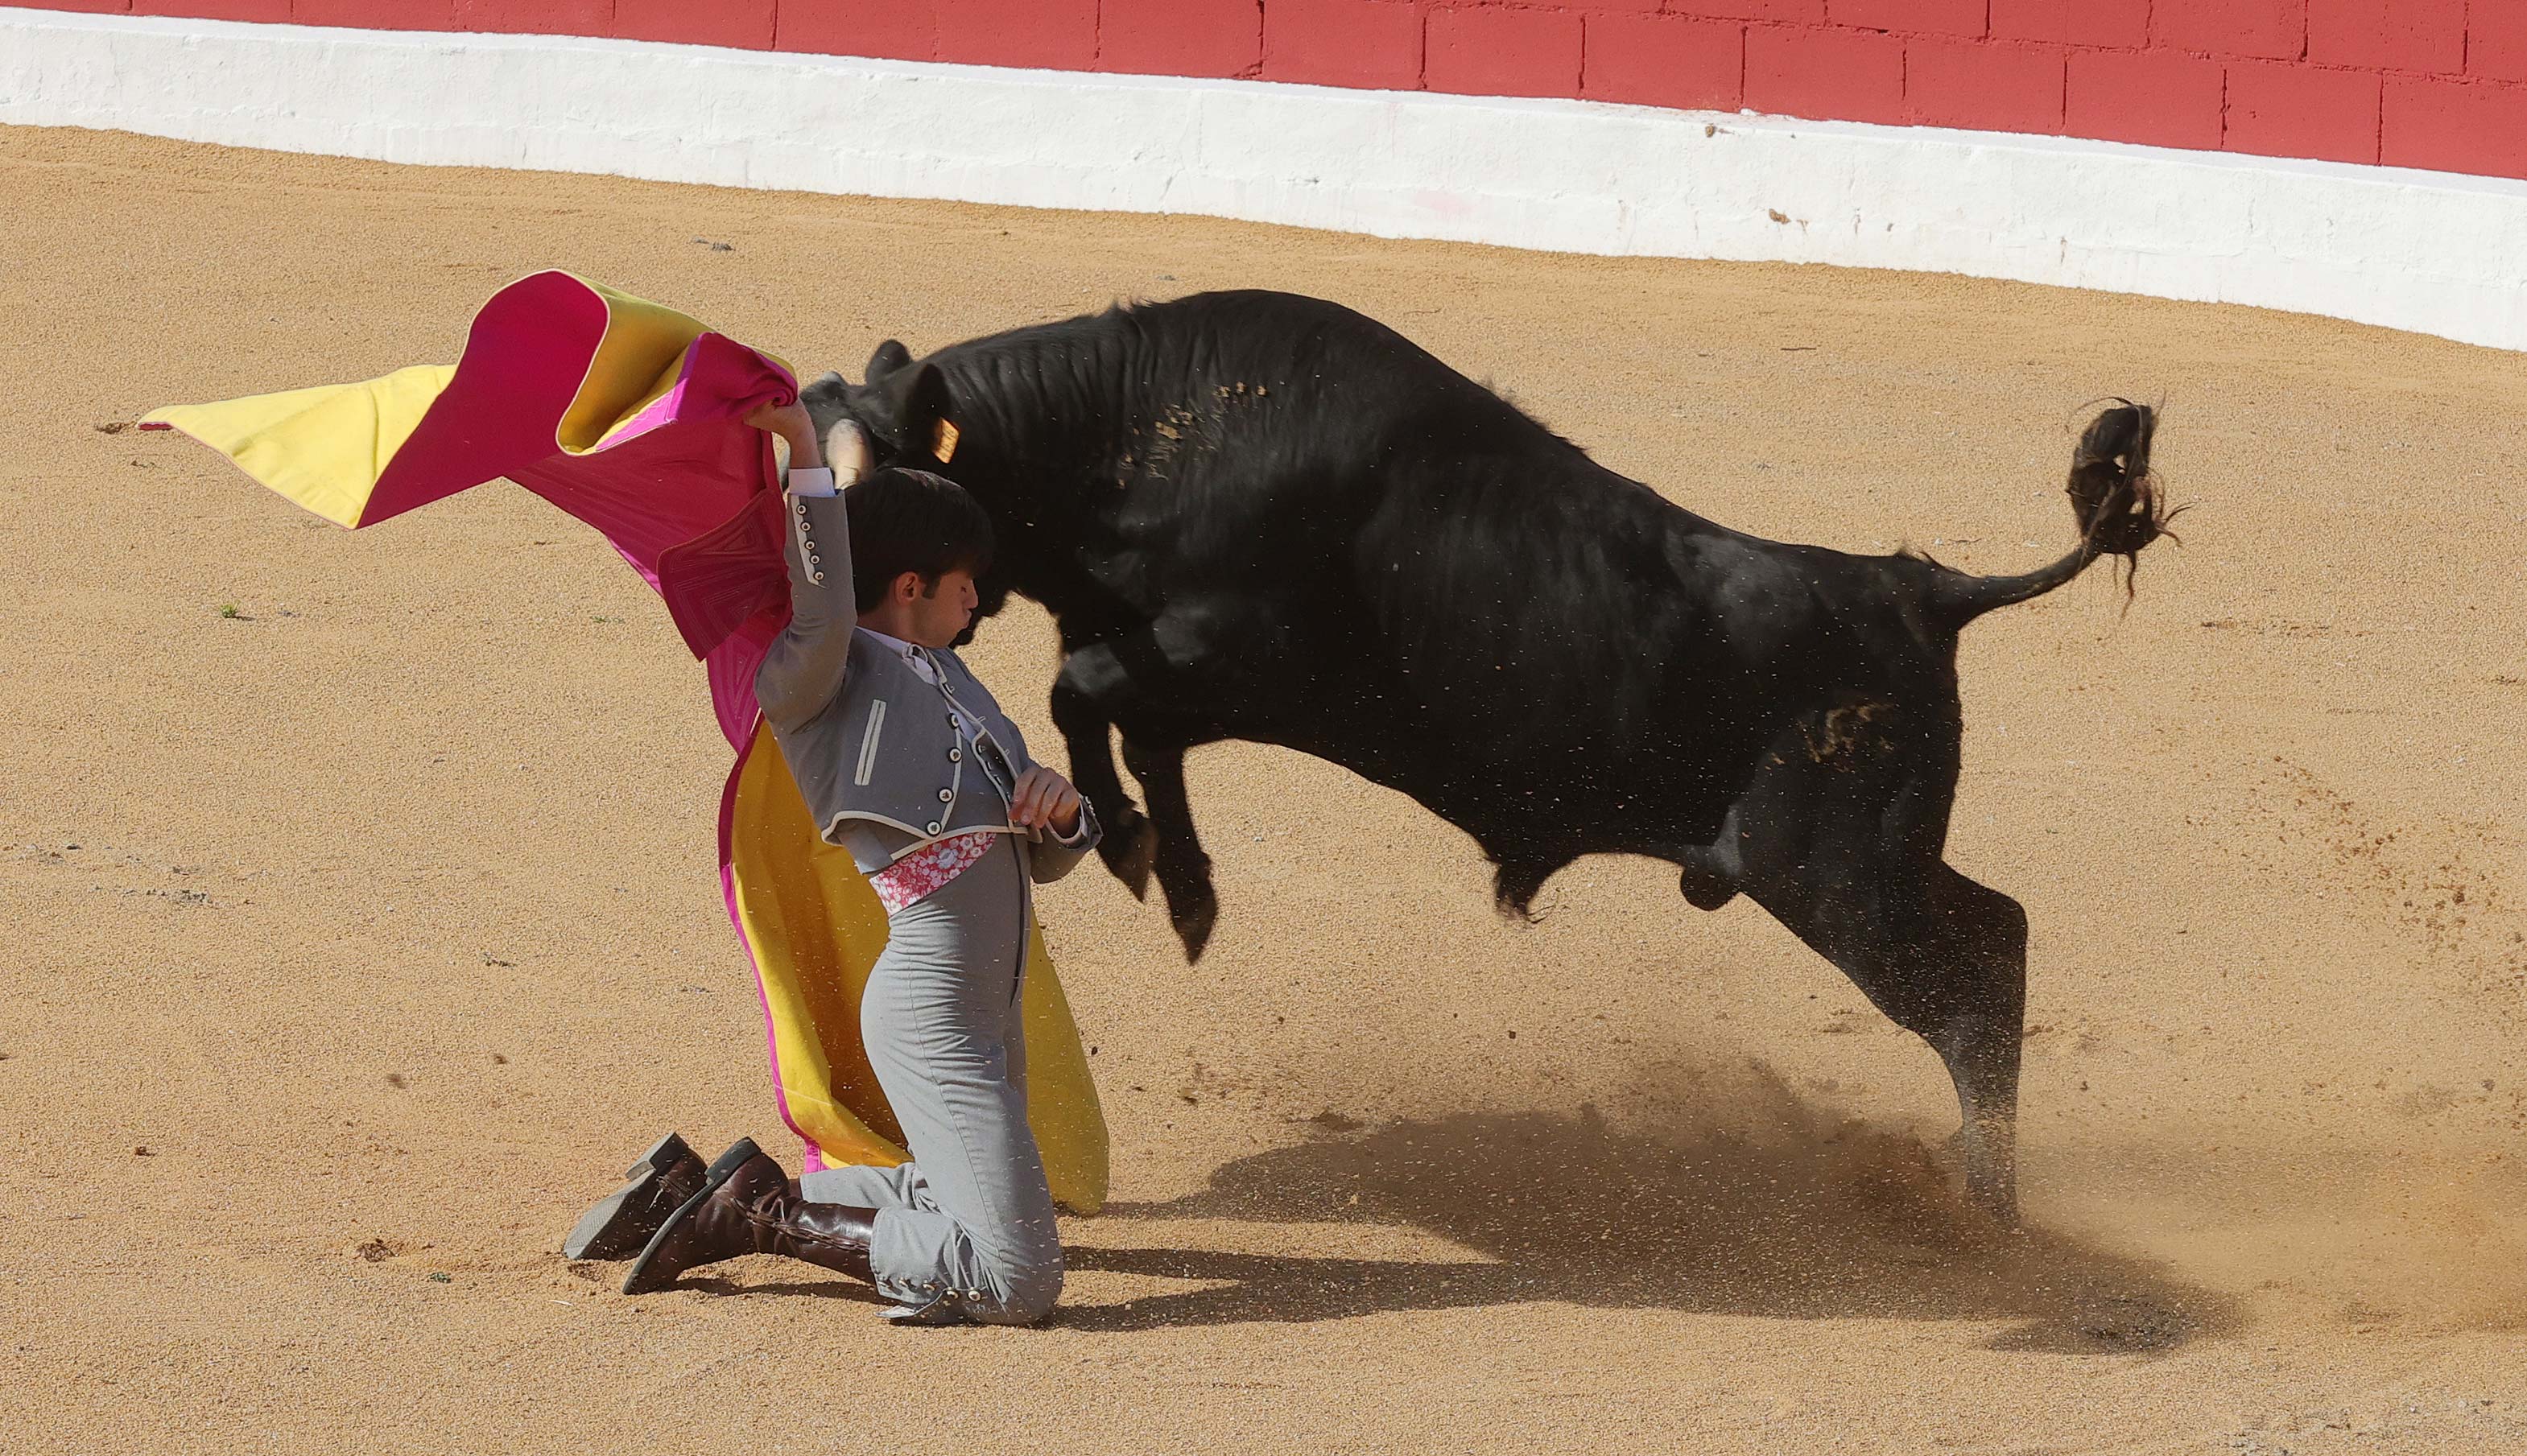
[569,400,1098,1326]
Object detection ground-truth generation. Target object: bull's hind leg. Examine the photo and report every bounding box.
[1736,769,2029,1226]
[1121,740,1220,960]
[1757,859,2027,1223]
[1901,866,2027,1222]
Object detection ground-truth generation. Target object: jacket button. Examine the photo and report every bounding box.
[948,749,962,762]
[807,571,824,585]
[939,789,953,802]
[925,822,940,834]
[948,716,960,728]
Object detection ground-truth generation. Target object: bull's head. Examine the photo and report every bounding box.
[797,340,957,478]
[797,343,1010,640]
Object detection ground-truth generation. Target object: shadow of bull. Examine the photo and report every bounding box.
[1054,1103,2232,1351]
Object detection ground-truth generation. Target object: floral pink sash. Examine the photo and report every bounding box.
[868,830,1001,914]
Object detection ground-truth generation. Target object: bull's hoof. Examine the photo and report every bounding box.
[1098,809,1157,900]
[1968,1185,2022,1233]
[1171,892,1218,963]
[1944,1125,2021,1231]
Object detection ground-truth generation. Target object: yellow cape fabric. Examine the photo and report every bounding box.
[135,278,758,524]
[142,364,456,527]
[727,721,1110,1213]
[550,283,716,454]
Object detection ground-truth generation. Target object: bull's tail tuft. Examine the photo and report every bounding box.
[2067,400,2182,595]
[1926,400,2183,627]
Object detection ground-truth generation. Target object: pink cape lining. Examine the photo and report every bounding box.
[355,271,795,721]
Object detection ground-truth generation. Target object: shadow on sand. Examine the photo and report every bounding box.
[1054,1099,2236,1349]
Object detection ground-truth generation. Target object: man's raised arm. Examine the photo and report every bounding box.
[750,402,862,732]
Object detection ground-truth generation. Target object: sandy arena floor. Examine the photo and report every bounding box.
[4,126,2525,1454]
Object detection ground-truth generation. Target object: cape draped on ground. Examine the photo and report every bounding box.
[145,270,1108,1212]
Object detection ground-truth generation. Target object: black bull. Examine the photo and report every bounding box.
[802,290,2174,1221]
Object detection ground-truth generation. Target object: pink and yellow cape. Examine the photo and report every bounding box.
[146,271,1107,1211]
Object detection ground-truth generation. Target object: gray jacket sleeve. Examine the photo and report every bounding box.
[753,486,858,734]
[1025,799,1103,885]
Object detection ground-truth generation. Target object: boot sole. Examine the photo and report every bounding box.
[621,1136,761,1296]
[563,1131,701,1261]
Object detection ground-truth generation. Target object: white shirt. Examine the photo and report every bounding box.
[858,625,942,687]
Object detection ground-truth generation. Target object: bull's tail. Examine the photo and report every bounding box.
[1924,400,2179,629]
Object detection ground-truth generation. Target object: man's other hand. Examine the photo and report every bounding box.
[1008,765,1084,835]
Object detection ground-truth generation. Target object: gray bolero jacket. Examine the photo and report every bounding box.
[753,471,1100,883]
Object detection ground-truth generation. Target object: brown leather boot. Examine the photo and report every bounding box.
[564,1131,708,1261]
[621,1138,878,1296]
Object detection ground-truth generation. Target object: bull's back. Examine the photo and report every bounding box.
[936,291,1950,812]
[937,291,1575,608]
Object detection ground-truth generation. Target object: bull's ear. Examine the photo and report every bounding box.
[865,340,915,384]
[894,361,960,465]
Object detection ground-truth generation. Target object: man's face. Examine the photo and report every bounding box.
[908,569,979,650]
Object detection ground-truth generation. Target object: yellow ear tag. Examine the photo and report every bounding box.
[931,418,960,464]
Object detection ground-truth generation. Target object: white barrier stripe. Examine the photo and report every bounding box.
[6,7,2524,352]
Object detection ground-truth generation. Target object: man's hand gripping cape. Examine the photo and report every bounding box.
[146,272,1108,1211]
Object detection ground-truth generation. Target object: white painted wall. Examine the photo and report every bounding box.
[6,6,2524,352]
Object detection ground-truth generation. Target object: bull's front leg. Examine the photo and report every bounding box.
[1051,611,1241,961]
[1120,739,1219,961]
[1051,647,1157,899]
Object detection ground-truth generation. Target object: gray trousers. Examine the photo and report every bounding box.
[796,836,1063,1325]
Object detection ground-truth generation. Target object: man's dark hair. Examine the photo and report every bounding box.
[844,468,995,613]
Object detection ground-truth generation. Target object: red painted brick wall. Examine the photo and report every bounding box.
[48,2,2527,183]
